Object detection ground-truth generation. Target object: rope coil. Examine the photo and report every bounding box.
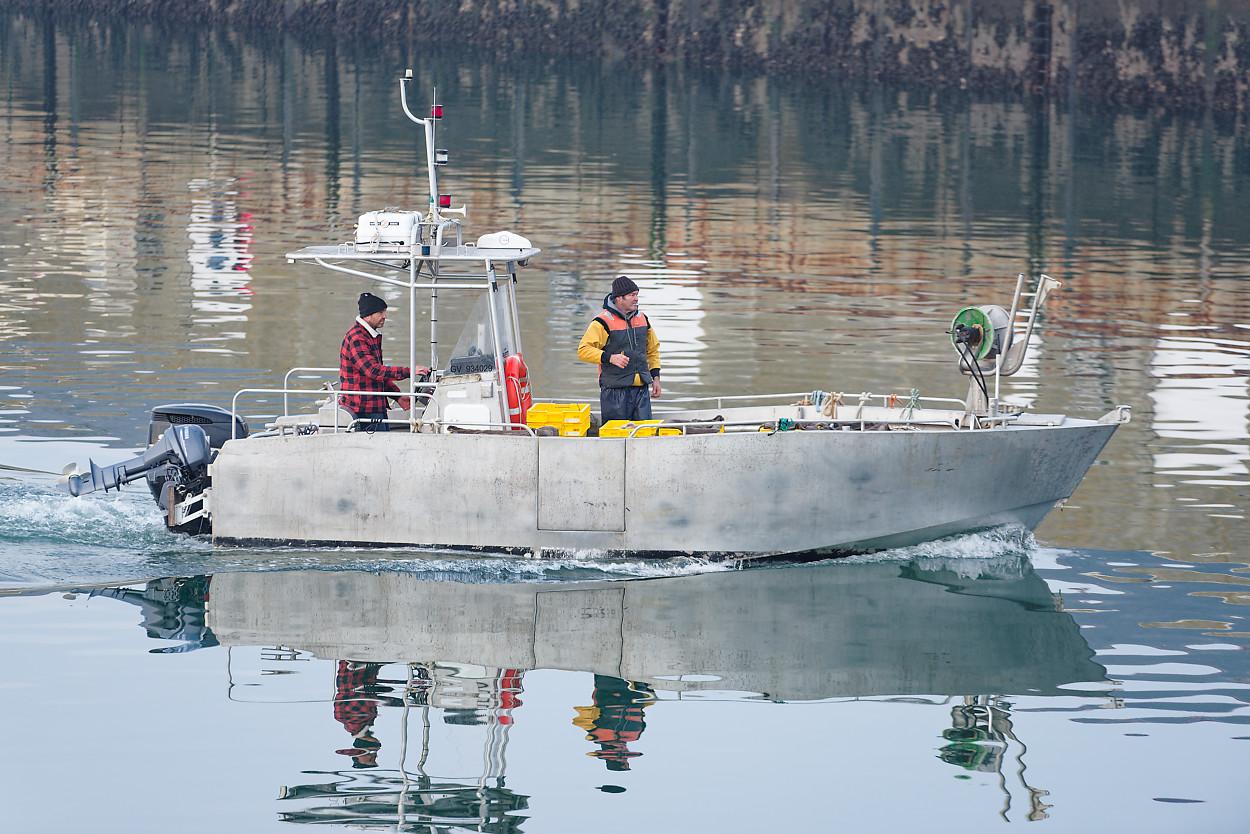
[854,392,870,421]
[904,387,920,420]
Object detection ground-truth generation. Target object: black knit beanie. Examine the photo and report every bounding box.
[610,275,639,298]
[358,292,387,317]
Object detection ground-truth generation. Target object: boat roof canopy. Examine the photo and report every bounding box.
[285,243,541,265]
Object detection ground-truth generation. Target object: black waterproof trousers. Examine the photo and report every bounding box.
[600,386,652,422]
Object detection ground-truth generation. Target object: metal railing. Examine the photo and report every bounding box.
[537,390,969,412]
[623,416,964,437]
[423,420,537,437]
[535,391,807,409]
[231,386,437,438]
[281,367,339,415]
[237,384,1002,442]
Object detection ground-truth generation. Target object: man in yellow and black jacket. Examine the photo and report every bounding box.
[577,275,662,422]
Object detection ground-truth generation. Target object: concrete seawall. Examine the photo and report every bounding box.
[6,0,1249,111]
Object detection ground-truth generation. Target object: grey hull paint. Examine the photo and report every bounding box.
[207,562,1104,700]
[210,419,1117,556]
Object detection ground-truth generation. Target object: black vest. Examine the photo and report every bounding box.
[596,307,652,389]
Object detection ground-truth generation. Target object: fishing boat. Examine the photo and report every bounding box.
[59,71,1130,558]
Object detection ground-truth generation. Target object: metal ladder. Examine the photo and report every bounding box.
[1002,272,1062,374]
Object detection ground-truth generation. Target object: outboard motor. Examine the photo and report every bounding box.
[59,403,246,536]
[146,405,246,532]
[60,422,211,499]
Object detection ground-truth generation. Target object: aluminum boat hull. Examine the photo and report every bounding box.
[209,419,1118,556]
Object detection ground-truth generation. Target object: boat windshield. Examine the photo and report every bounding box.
[444,292,517,374]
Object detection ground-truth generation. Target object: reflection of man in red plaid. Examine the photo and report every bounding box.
[339,293,429,430]
[333,660,388,768]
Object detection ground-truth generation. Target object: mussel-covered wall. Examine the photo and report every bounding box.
[6,0,1249,111]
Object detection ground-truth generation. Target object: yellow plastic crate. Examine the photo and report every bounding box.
[600,419,681,438]
[526,402,592,437]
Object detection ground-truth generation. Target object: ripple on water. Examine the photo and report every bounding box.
[0,480,173,549]
[1149,334,1250,510]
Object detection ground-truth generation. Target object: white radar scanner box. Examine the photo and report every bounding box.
[356,211,420,246]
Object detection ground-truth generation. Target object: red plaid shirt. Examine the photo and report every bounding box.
[339,319,410,416]
[333,660,381,735]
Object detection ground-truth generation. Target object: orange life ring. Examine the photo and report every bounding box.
[504,354,532,424]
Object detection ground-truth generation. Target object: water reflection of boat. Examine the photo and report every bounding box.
[252,651,530,829]
[277,775,527,831]
[88,576,218,653]
[77,559,1104,828]
[206,559,1103,700]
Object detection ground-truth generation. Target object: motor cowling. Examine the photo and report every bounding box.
[149,403,247,449]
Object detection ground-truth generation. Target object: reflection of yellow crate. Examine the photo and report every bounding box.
[600,419,681,438]
[526,402,592,436]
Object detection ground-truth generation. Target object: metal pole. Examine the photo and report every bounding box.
[398,663,412,827]
[425,118,438,218]
[418,703,431,776]
[430,261,439,370]
[397,71,439,219]
[409,257,418,431]
[311,258,414,288]
[497,702,512,788]
[425,87,439,216]
[485,260,507,420]
[507,264,523,357]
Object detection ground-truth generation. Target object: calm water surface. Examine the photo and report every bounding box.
[1,12,1249,833]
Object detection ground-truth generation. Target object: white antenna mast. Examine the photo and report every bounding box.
[398,70,441,221]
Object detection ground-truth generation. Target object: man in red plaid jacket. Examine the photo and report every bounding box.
[339,293,429,430]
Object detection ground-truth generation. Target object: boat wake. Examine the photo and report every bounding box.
[205,550,733,584]
[0,478,211,588]
[0,478,732,588]
[827,526,1038,578]
[0,479,179,549]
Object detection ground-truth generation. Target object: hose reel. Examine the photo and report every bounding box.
[949,305,1012,361]
[947,274,1062,418]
